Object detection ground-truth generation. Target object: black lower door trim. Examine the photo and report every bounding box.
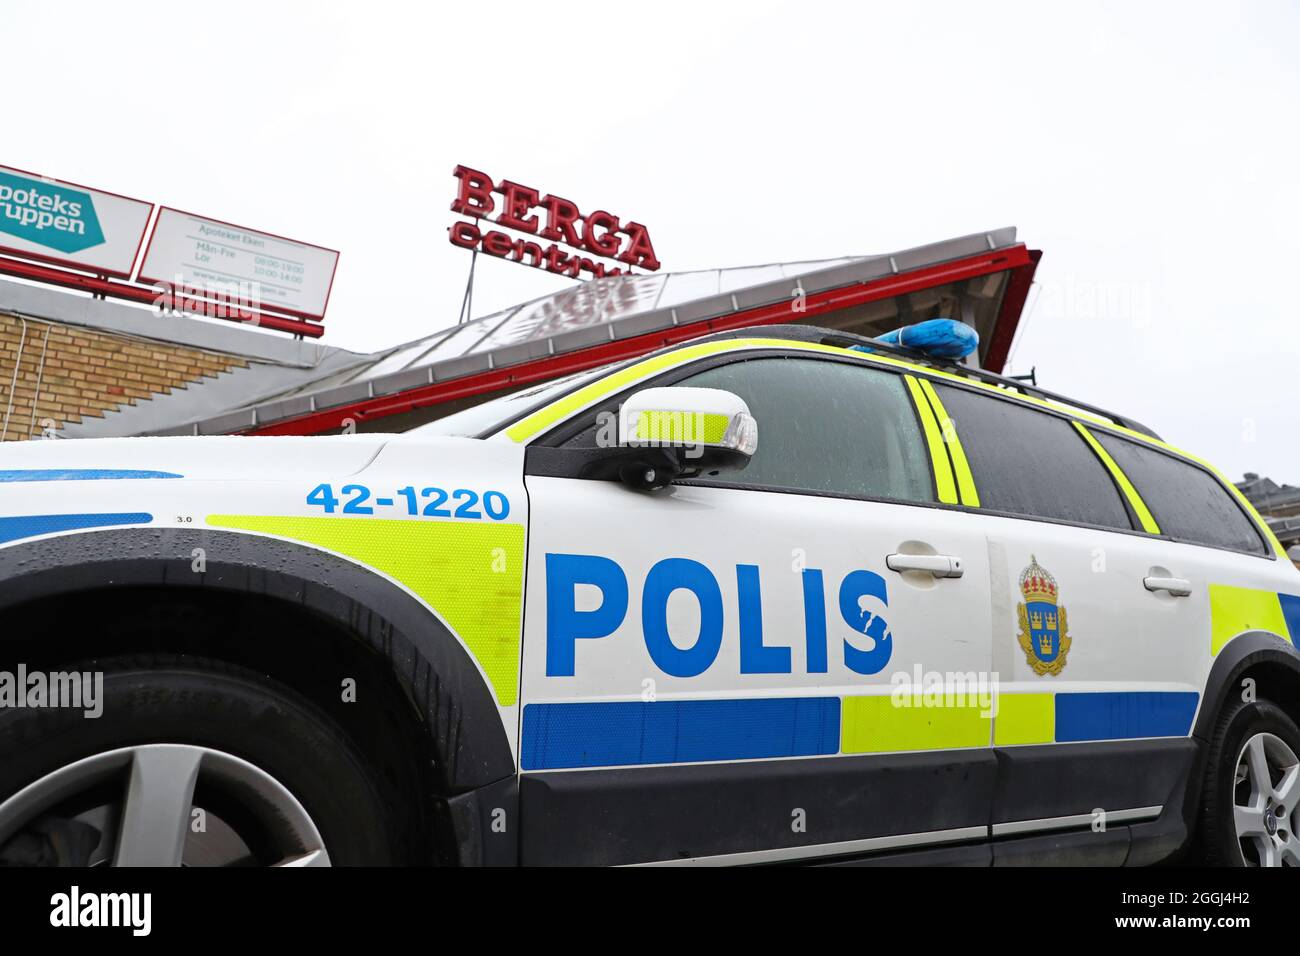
[992,738,1198,860]
[520,749,998,866]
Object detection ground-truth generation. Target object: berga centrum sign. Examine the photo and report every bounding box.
[448,164,660,280]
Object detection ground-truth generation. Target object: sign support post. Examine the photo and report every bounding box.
[457,246,478,325]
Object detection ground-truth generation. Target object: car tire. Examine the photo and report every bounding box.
[0,655,402,866]
[1199,695,1300,867]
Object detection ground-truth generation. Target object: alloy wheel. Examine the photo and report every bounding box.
[1232,731,1300,867]
[0,744,330,867]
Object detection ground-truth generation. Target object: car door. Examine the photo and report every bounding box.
[1081,425,1299,668]
[1078,427,1300,863]
[517,351,997,865]
[925,380,1211,861]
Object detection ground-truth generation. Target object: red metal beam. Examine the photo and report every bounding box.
[0,255,325,338]
[247,244,1036,436]
[981,248,1041,373]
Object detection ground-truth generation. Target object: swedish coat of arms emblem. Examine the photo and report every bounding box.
[1016,555,1070,676]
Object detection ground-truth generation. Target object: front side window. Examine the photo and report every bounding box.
[1093,432,1267,555]
[932,383,1133,531]
[668,357,935,502]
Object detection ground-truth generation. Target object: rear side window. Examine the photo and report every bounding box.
[932,383,1133,530]
[1093,432,1266,555]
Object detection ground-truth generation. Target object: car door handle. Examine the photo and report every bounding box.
[886,554,964,578]
[1144,575,1192,597]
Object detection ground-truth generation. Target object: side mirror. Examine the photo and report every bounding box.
[614,386,757,490]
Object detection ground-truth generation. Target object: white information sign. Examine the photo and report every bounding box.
[139,208,338,319]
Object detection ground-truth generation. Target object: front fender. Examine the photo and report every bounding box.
[0,527,515,793]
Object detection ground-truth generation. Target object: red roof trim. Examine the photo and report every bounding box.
[0,255,325,338]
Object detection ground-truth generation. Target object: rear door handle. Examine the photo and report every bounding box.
[886,554,964,578]
[1144,575,1192,597]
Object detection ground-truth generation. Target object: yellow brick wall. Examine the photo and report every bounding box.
[0,312,247,440]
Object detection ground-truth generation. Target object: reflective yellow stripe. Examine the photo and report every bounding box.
[1072,422,1161,534]
[904,375,957,504]
[916,377,979,507]
[635,410,729,444]
[1209,584,1289,656]
[841,695,991,753]
[207,514,526,705]
[993,693,1055,746]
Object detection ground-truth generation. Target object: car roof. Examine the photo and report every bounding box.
[500,326,1289,562]
[687,324,1162,440]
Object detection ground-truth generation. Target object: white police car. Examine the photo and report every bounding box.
[0,322,1296,867]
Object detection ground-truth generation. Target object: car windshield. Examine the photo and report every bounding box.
[411,366,612,438]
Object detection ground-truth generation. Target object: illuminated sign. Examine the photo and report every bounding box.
[448,165,660,279]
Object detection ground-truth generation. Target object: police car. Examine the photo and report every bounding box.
[0,321,1297,867]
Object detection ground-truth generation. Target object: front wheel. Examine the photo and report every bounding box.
[1200,697,1300,867]
[0,656,401,866]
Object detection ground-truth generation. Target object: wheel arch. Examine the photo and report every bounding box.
[1194,631,1300,742]
[0,527,516,805]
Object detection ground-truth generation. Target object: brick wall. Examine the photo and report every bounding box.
[0,312,247,441]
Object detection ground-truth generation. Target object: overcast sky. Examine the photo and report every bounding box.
[6,0,1298,479]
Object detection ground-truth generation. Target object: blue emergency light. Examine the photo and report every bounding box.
[854,318,979,360]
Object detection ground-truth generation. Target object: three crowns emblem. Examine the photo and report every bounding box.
[1016,555,1071,676]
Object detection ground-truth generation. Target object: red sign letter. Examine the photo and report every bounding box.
[451,165,496,218]
[617,221,661,271]
[481,230,515,258]
[583,209,622,258]
[540,194,583,247]
[448,220,481,248]
[497,180,541,234]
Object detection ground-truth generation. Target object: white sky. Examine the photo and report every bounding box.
[6,0,1299,480]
